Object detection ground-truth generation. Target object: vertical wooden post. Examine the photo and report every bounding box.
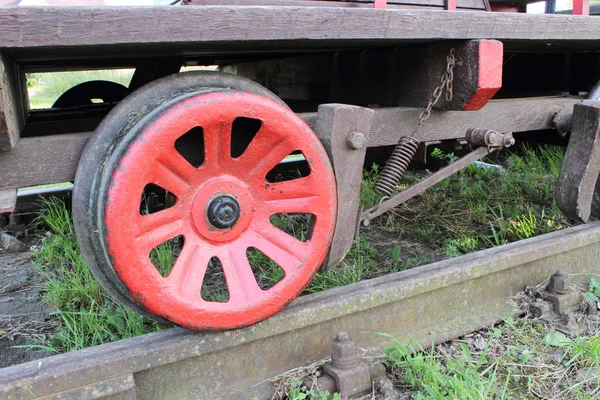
[572,0,590,15]
[314,104,374,271]
[0,52,28,152]
[556,101,600,222]
[373,0,387,8]
[446,0,457,10]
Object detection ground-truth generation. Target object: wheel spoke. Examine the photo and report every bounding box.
[136,207,185,251]
[158,145,199,178]
[168,243,211,300]
[152,158,192,198]
[248,229,305,274]
[203,120,232,171]
[235,128,295,180]
[218,244,264,305]
[261,177,321,214]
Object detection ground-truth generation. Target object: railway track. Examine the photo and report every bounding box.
[1,221,599,400]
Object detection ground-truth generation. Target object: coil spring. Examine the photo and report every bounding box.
[374,136,420,197]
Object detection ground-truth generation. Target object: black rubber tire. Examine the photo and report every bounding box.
[52,80,129,108]
[73,71,286,321]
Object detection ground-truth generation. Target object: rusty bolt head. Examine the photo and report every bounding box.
[547,270,569,295]
[503,133,515,147]
[346,131,366,150]
[331,332,358,369]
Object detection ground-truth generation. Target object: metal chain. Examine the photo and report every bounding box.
[418,48,456,123]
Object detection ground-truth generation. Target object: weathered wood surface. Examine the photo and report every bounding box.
[314,104,374,270]
[0,53,27,152]
[225,39,503,110]
[556,101,600,222]
[0,97,579,191]
[0,97,578,190]
[2,7,600,61]
[186,0,487,9]
[0,132,89,190]
[365,96,579,147]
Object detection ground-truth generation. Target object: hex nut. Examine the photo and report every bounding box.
[331,332,359,369]
[346,131,366,150]
[547,270,569,294]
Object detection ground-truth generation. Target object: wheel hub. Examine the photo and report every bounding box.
[206,195,240,229]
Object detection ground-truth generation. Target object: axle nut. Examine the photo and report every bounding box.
[346,131,366,150]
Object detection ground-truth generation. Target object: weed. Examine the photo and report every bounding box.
[32,198,169,353]
[369,143,574,258]
[384,313,600,399]
[285,379,341,400]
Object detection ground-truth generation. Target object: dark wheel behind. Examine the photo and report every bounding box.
[52,80,129,108]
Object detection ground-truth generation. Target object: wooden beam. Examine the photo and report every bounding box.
[0,132,89,190]
[365,96,579,147]
[2,7,600,61]
[186,0,486,9]
[0,97,579,191]
[0,53,28,152]
[225,40,502,110]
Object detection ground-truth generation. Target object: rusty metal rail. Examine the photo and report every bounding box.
[1,222,600,400]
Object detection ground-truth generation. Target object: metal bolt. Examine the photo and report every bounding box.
[503,134,516,147]
[346,131,366,150]
[331,332,359,369]
[547,270,569,295]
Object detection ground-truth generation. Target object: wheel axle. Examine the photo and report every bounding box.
[206,195,240,229]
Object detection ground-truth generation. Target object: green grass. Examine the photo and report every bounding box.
[362,143,574,258]
[27,142,576,354]
[31,198,169,353]
[27,69,134,109]
[385,309,600,399]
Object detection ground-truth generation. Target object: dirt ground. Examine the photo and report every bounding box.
[0,240,54,368]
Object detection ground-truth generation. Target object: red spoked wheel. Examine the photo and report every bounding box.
[73,72,336,330]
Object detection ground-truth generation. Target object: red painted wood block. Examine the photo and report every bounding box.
[573,0,590,15]
[373,0,387,8]
[464,39,503,111]
[445,0,456,10]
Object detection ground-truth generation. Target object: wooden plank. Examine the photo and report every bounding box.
[0,53,27,152]
[0,132,89,190]
[185,0,487,9]
[366,96,580,147]
[0,97,579,191]
[2,7,600,61]
[0,189,17,213]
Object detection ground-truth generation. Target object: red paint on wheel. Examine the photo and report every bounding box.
[103,91,337,330]
[464,40,503,111]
